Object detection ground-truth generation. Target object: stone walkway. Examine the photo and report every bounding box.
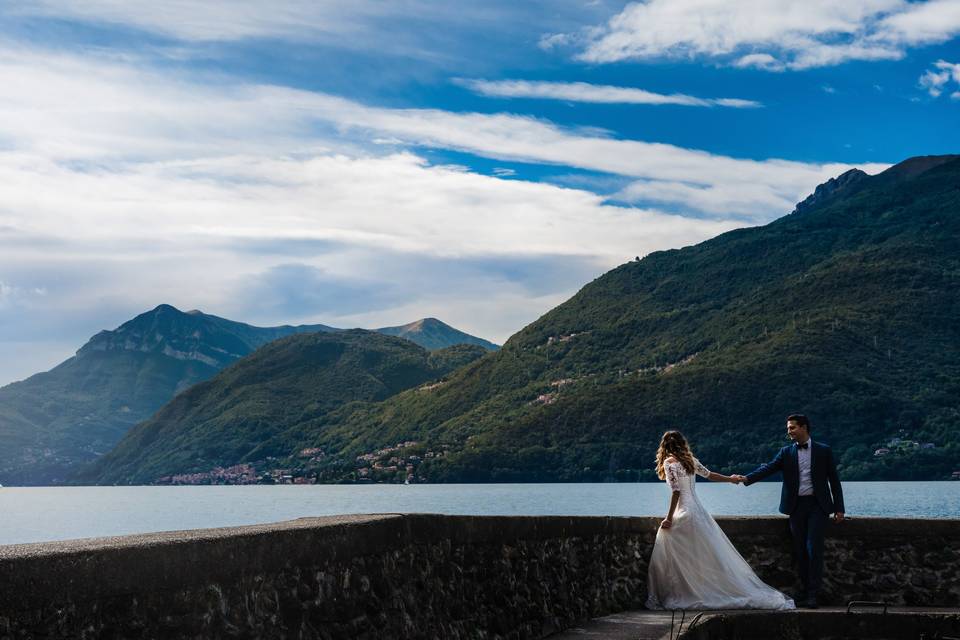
[547,610,679,640]
[548,607,960,640]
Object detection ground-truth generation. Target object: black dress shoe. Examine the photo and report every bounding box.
[804,595,819,609]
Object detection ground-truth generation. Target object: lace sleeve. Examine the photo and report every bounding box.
[694,458,711,479]
[665,462,682,491]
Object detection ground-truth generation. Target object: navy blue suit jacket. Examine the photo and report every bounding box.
[744,440,845,516]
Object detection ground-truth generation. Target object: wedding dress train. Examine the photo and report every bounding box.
[646,458,795,610]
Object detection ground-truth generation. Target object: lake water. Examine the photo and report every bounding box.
[1,482,957,546]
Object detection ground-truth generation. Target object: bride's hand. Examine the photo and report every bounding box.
[660,518,672,529]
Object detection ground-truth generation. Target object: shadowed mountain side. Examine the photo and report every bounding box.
[272,155,960,483]
[78,332,487,484]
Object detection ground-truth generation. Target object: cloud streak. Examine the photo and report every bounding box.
[0,43,888,220]
[9,1,472,43]
[457,78,762,108]
[0,41,889,385]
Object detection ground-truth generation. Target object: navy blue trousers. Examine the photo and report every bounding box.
[789,495,828,596]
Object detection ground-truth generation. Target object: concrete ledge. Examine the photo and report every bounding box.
[1,515,958,639]
[679,608,960,640]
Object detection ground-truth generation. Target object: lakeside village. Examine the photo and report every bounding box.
[152,432,960,485]
[154,441,448,485]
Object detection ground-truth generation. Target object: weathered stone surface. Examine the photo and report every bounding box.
[0,515,957,639]
[679,609,960,640]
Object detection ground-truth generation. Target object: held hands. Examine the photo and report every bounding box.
[729,474,747,485]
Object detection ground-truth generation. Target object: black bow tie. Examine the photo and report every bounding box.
[797,442,809,450]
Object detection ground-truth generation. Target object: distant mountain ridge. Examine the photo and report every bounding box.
[0,305,497,485]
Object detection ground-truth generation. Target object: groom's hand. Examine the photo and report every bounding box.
[833,512,845,523]
[731,474,747,484]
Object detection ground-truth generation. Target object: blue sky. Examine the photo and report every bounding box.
[0,0,959,385]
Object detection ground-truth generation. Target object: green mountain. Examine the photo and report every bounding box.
[0,305,336,484]
[80,331,487,484]
[0,304,497,485]
[272,154,959,483]
[377,318,500,351]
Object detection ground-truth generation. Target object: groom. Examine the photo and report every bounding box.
[734,414,845,609]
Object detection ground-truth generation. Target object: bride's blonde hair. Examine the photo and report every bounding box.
[655,430,696,480]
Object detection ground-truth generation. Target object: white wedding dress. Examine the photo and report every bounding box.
[646,458,795,610]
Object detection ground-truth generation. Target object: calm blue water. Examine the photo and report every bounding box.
[1,482,957,546]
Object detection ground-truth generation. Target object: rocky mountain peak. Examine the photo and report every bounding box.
[377,317,499,351]
[78,304,237,367]
[792,168,868,215]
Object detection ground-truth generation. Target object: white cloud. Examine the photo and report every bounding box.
[255,88,888,214]
[0,43,890,384]
[0,43,888,218]
[539,32,576,51]
[0,280,48,309]
[876,0,960,46]
[457,78,762,108]
[8,1,448,43]
[568,0,960,70]
[0,44,750,381]
[0,281,13,307]
[4,1,603,69]
[614,180,797,218]
[919,59,960,97]
[734,53,786,71]
[0,150,740,383]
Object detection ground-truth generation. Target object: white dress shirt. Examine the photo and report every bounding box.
[797,439,814,496]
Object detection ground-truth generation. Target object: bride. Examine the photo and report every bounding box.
[646,430,795,610]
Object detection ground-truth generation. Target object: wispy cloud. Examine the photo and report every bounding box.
[877,0,960,47]
[8,1,462,43]
[3,1,603,73]
[919,59,960,97]
[457,78,762,108]
[299,92,888,217]
[0,43,748,382]
[558,0,960,71]
[0,149,739,383]
[613,180,798,218]
[0,44,887,218]
[0,41,889,384]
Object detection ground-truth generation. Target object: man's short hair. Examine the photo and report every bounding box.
[787,414,811,433]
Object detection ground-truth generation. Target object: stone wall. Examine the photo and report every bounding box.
[0,514,957,639]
